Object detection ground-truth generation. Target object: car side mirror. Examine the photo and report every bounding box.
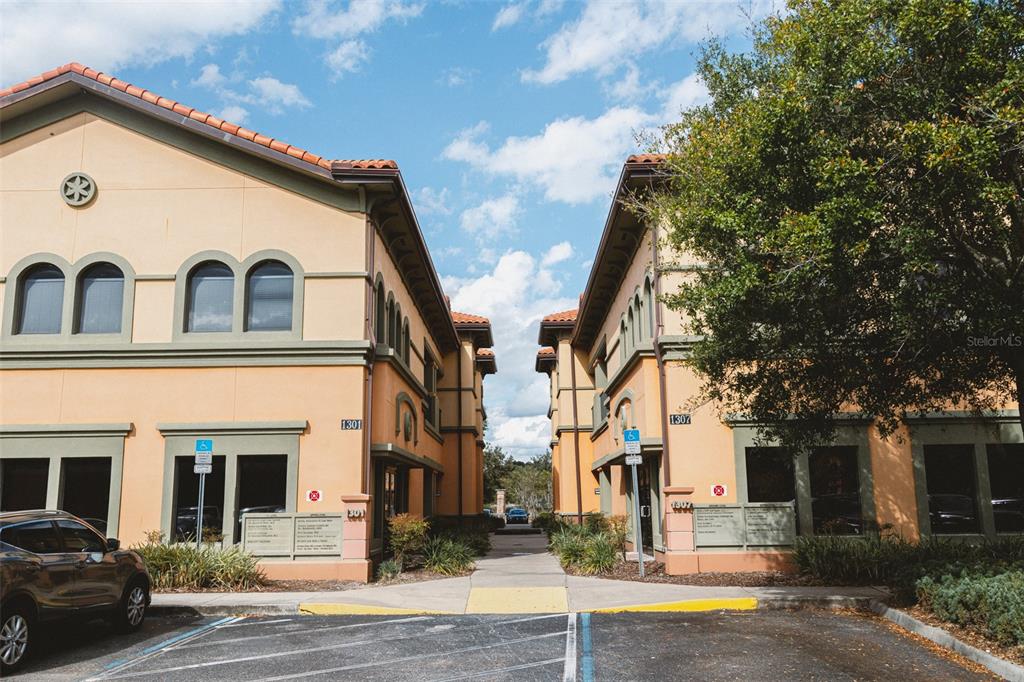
[106,538,120,552]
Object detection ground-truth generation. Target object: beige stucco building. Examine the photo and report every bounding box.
[538,155,1023,574]
[0,63,495,582]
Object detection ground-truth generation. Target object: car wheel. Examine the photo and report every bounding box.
[0,602,32,673]
[114,579,149,633]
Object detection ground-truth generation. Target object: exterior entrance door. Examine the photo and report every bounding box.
[637,460,653,551]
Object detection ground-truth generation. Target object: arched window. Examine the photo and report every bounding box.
[386,294,396,348]
[374,279,386,343]
[627,307,635,351]
[634,294,643,343]
[402,318,410,363]
[644,278,654,337]
[186,261,233,332]
[16,264,64,334]
[619,318,627,361]
[394,303,403,355]
[76,263,123,334]
[246,260,293,331]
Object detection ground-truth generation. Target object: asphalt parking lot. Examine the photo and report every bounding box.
[11,610,990,681]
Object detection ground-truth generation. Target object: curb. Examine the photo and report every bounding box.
[149,604,298,617]
[756,595,881,611]
[585,597,758,613]
[298,603,455,616]
[869,600,1024,682]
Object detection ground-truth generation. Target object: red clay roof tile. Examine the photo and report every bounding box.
[476,348,495,358]
[451,311,490,325]
[537,346,555,357]
[0,62,398,175]
[542,309,578,323]
[626,153,668,165]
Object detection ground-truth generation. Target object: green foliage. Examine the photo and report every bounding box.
[793,534,1024,602]
[133,534,266,591]
[434,527,491,557]
[501,452,553,516]
[917,571,1024,646]
[483,445,515,504]
[607,515,630,561]
[531,512,559,534]
[583,513,610,534]
[548,520,621,575]
[377,559,402,582]
[387,514,430,568]
[423,536,476,575]
[642,0,1024,450]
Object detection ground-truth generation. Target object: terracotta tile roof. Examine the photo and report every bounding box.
[0,63,397,173]
[542,309,578,323]
[476,348,495,358]
[451,311,490,325]
[537,346,555,357]
[626,154,668,165]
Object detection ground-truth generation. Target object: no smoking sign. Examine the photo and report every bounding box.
[711,484,727,497]
[306,489,322,503]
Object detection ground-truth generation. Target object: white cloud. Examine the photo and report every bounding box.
[492,3,527,30]
[325,40,369,76]
[541,241,574,267]
[292,0,423,77]
[219,105,250,124]
[249,76,312,110]
[459,194,521,240]
[661,71,710,119]
[522,0,773,85]
[0,1,279,85]
[414,186,452,216]
[438,66,476,87]
[444,250,576,453]
[443,107,652,204]
[192,64,227,90]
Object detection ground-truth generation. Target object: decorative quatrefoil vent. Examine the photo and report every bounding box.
[60,172,97,207]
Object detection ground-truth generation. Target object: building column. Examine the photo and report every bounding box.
[661,486,698,574]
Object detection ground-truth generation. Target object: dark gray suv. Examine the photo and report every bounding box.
[0,510,151,672]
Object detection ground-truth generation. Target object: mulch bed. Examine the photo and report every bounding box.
[906,605,1024,667]
[568,559,824,587]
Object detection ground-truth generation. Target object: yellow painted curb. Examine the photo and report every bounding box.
[298,603,455,616]
[586,597,758,613]
[466,587,568,614]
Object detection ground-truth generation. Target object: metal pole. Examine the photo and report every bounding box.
[196,472,205,548]
[630,462,645,577]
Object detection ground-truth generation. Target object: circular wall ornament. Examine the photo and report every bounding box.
[60,172,97,207]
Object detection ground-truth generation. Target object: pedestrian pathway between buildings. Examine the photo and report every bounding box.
[151,534,888,616]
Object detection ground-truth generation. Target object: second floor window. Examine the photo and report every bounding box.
[16,264,64,334]
[187,261,233,332]
[77,263,123,334]
[246,261,293,331]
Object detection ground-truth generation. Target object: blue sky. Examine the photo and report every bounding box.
[3,0,771,457]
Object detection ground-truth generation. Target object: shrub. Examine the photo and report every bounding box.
[423,536,475,575]
[531,512,559,534]
[793,534,1024,602]
[435,528,490,557]
[917,571,1024,646]
[583,513,610,534]
[388,514,430,568]
[577,533,617,575]
[549,526,589,569]
[377,559,402,582]
[607,515,630,561]
[133,535,266,591]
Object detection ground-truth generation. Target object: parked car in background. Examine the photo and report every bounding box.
[174,505,223,542]
[505,507,529,524]
[0,510,151,672]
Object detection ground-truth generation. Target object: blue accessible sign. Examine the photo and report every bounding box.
[623,428,641,455]
[195,439,213,453]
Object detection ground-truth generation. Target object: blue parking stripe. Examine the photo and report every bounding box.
[102,616,237,670]
[580,612,594,682]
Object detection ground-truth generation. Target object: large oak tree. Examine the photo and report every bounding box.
[645,0,1023,448]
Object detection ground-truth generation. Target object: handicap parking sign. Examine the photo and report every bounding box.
[195,439,213,454]
[623,428,641,454]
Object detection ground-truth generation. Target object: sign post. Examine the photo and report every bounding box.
[623,428,644,577]
[194,439,213,548]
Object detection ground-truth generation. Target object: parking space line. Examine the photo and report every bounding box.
[221,618,292,627]
[86,616,244,681]
[103,613,567,679]
[433,657,566,681]
[580,612,594,682]
[253,630,569,681]
[562,613,577,682]
[175,615,431,649]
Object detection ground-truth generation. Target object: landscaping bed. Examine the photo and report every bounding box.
[567,560,823,587]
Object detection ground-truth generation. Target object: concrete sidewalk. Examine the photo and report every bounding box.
[150,534,888,616]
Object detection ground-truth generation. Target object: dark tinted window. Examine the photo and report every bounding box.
[57,519,106,552]
[809,447,862,535]
[745,447,795,503]
[987,444,1024,533]
[0,520,62,553]
[925,444,979,534]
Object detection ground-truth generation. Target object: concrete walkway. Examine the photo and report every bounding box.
[151,533,888,615]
